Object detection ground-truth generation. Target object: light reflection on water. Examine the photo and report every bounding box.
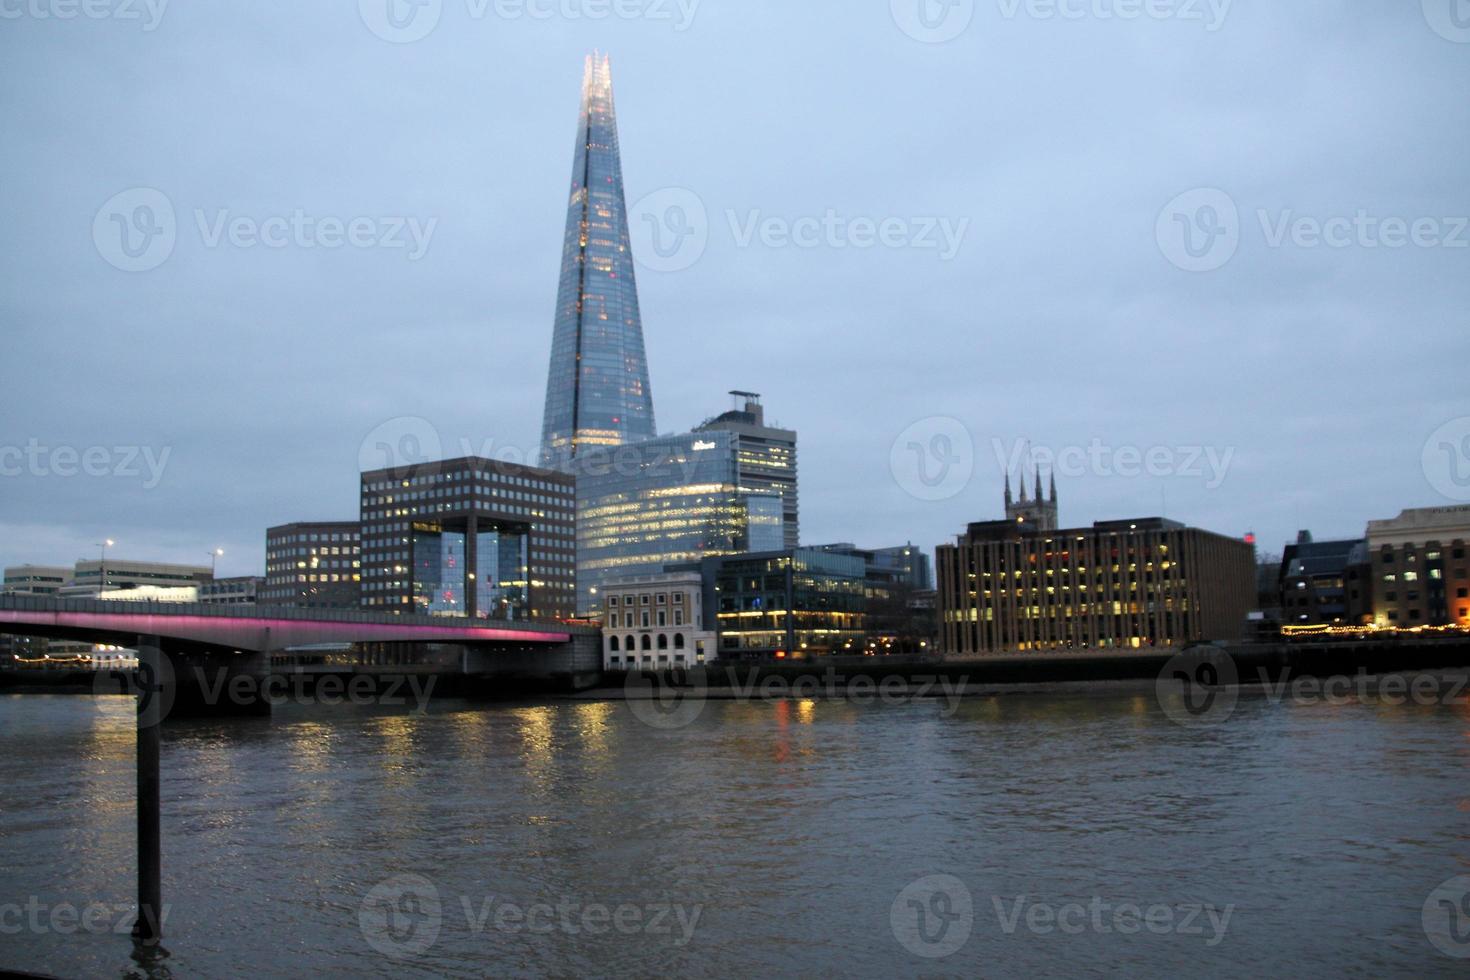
[0,690,1466,978]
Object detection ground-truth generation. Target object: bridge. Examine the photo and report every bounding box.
[0,594,605,947]
[0,594,584,651]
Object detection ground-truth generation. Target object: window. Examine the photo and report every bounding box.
[640,595,649,605]
[657,611,666,627]
[608,596,618,607]
[641,635,652,651]
[672,591,683,603]
[674,609,684,626]
[641,611,650,628]
[609,636,619,651]
[624,612,633,628]
[674,633,685,649]
[656,593,666,604]
[657,634,669,650]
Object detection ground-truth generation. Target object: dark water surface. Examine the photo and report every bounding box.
[1,690,1467,978]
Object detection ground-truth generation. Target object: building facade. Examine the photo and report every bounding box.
[360,457,576,621]
[598,571,715,668]
[199,575,266,605]
[3,565,71,596]
[1278,531,1372,626]
[573,429,786,614]
[262,522,362,609]
[694,392,798,549]
[539,53,656,468]
[62,559,210,598]
[1366,506,1470,628]
[937,516,1256,655]
[702,549,867,661]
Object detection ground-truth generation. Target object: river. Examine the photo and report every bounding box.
[1,686,1467,977]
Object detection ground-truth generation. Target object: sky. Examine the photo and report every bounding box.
[1,0,1468,577]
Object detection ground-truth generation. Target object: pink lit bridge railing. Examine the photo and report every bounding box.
[0,595,582,652]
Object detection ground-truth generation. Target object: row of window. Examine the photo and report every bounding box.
[607,592,684,606]
[608,633,688,651]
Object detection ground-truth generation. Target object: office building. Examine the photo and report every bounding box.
[539,53,656,468]
[936,493,1256,654]
[694,392,798,548]
[702,549,867,661]
[2,565,71,596]
[199,576,265,605]
[598,570,715,668]
[262,522,362,609]
[812,543,937,654]
[574,427,787,614]
[1278,531,1372,626]
[62,558,210,598]
[360,457,576,621]
[1366,506,1470,628]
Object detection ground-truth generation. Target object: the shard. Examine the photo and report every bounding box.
[539,53,656,469]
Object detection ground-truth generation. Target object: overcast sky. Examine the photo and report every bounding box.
[1,0,1467,577]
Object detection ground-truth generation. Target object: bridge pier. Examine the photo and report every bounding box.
[133,635,163,947]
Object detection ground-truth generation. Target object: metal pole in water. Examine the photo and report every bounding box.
[133,634,163,946]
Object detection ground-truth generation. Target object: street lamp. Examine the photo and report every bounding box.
[96,539,114,593]
[209,548,224,577]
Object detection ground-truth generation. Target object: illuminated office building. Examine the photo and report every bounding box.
[694,391,798,549]
[574,429,786,614]
[936,486,1254,654]
[703,549,867,661]
[1366,506,1470,628]
[263,522,361,609]
[360,457,576,621]
[539,52,656,468]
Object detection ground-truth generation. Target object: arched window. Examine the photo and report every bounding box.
[608,635,619,652]
[641,635,652,651]
[674,633,686,649]
[657,634,669,650]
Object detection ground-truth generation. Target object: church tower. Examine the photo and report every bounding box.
[1004,463,1059,531]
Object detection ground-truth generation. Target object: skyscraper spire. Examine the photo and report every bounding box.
[1049,470,1057,503]
[1004,471,1013,506]
[1035,462,1043,502]
[539,53,656,469]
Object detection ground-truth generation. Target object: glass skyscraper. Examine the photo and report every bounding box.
[573,432,785,614]
[539,53,656,469]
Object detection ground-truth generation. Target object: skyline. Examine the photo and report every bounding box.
[1,4,1468,578]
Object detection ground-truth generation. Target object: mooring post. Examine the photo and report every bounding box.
[133,634,163,946]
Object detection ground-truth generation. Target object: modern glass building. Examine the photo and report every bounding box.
[701,549,868,661]
[539,53,656,469]
[359,458,576,621]
[694,392,798,549]
[573,431,784,614]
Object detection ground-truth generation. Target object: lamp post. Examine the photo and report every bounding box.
[209,548,223,578]
[96,539,114,594]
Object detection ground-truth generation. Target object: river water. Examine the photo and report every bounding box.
[1,687,1468,978]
